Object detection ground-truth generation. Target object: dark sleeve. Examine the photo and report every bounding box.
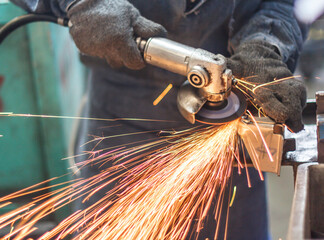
[10,0,77,17]
[229,0,309,71]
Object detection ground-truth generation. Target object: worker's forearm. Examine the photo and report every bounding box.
[10,0,76,18]
[230,0,308,71]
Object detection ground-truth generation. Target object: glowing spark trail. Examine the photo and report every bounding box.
[0,112,174,123]
[0,74,289,239]
[229,186,237,207]
[0,121,241,240]
[235,75,303,121]
[153,83,173,106]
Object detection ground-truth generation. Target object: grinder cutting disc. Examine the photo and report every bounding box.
[196,89,247,124]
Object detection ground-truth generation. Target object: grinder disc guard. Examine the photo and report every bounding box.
[196,89,247,124]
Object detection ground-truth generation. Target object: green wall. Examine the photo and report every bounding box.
[0,2,86,219]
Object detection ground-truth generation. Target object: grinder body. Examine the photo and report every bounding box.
[137,37,246,124]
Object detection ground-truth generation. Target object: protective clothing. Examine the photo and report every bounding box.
[228,40,307,132]
[67,0,167,69]
[9,0,308,239]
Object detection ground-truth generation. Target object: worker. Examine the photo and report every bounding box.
[10,0,307,239]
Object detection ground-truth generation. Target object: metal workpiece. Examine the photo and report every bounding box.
[279,99,319,183]
[277,95,324,239]
[316,91,324,114]
[238,116,284,175]
[278,99,320,166]
[287,163,324,240]
[316,92,324,163]
[283,124,317,164]
[316,114,324,163]
[287,163,316,240]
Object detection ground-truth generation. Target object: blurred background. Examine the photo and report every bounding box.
[0,0,324,239]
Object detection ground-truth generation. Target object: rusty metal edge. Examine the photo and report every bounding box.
[287,162,318,240]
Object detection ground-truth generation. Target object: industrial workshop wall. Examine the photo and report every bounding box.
[0,1,86,218]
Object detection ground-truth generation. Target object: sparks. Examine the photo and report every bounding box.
[0,74,284,239]
[247,110,274,163]
[251,75,301,94]
[0,112,175,123]
[153,83,173,106]
[229,186,237,207]
[0,121,242,240]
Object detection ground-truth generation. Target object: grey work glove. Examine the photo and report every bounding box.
[227,41,307,132]
[67,0,167,70]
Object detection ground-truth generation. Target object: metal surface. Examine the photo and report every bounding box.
[187,65,209,88]
[139,37,232,102]
[287,163,324,240]
[281,100,318,166]
[283,124,317,165]
[137,37,246,124]
[280,100,318,182]
[287,163,315,240]
[238,116,284,175]
[316,92,324,163]
[285,93,324,239]
[308,164,324,238]
[176,81,207,124]
[232,100,319,176]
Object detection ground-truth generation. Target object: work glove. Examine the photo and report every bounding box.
[227,40,307,132]
[67,0,167,70]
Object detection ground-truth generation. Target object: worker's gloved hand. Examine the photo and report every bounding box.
[227,40,307,132]
[67,0,167,70]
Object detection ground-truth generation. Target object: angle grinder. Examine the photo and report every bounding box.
[136,37,247,124]
[0,15,247,125]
